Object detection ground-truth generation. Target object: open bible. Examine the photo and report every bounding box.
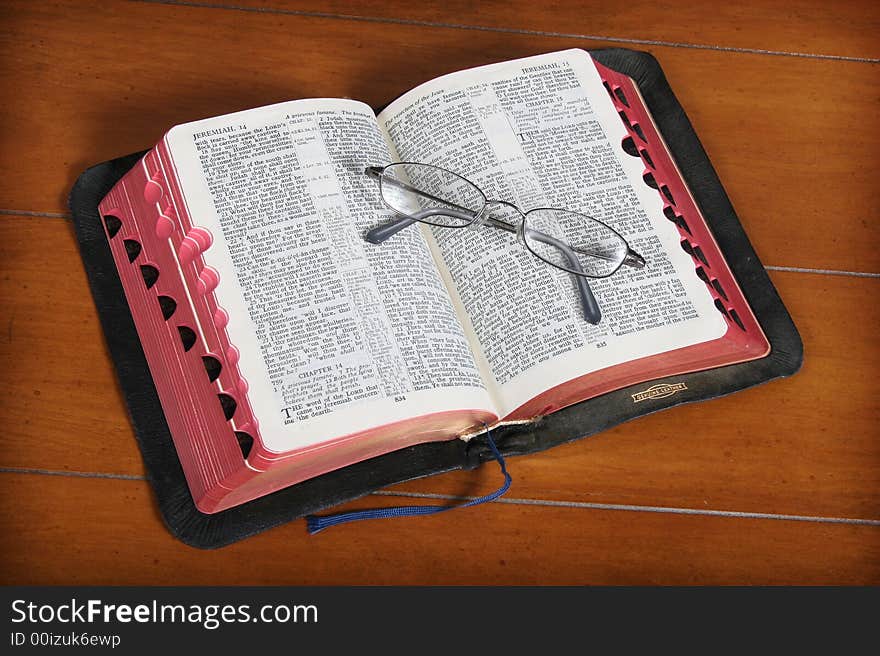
[96,49,771,513]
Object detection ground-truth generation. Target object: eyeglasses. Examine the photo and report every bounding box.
[363,162,645,324]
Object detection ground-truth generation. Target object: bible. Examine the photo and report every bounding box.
[92,49,779,517]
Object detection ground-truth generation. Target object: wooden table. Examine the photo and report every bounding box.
[1,0,877,585]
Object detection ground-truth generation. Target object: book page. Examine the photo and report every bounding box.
[377,50,727,416]
[165,99,494,453]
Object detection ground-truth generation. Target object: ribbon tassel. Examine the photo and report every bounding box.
[306,427,511,535]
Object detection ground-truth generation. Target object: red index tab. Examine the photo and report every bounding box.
[197,266,220,295]
[156,205,176,239]
[178,237,199,263]
[178,227,214,263]
[188,227,213,251]
[144,171,164,203]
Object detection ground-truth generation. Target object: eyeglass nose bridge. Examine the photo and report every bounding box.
[476,199,525,235]
[468,205,491,231]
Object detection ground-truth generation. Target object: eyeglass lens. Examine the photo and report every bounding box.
[379,163,484,228]
[523,209,629,278]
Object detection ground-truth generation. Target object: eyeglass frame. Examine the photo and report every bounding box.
[362,162,645,325]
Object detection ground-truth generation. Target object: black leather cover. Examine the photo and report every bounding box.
[68,48,803,548]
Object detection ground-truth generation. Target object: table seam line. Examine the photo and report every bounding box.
[130,0,880,64]
[3,466,878,526]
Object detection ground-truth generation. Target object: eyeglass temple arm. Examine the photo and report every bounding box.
[519,223,601,324]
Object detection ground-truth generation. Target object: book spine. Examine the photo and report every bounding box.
[594,61,765,346]
[97,145,262,512]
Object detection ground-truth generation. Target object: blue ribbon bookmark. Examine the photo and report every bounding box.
[306,427,511,535]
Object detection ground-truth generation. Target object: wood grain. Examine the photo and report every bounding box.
[232,0,880,60]
[0,217,142,475]
[0,1,878,271]
[0,473,876,585]
[1,216,877,520]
